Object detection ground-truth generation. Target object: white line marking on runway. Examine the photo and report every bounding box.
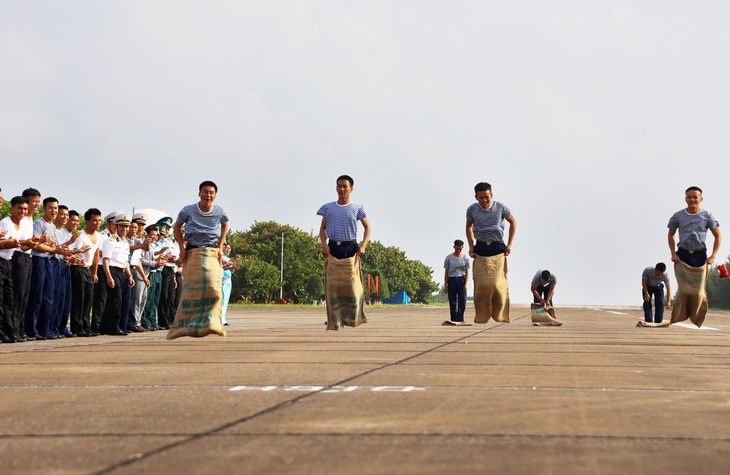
[671,322,720,331]
[228,385,426,393]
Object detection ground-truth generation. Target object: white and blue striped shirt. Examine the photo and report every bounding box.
[317,201,366,242]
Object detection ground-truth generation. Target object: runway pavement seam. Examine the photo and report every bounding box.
[88,318,514,474]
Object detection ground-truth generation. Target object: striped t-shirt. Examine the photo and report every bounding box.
[316,201,366,242]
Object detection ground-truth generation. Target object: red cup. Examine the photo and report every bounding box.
[718,263,729,278]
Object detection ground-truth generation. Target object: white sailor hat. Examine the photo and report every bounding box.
[113,214,131,226]
[104,209,126,222]
[131,212,148,225]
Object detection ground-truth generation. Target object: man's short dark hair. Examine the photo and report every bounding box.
[454,239,464,247]
[337,175,354,187]
[84,208,102,221]
[541,270,552,280]
[655,262,667,272]
[11,196,28,206]
[22,187,40,198]
[43,197,58,207]
[474,182,492,194]
[685,186,703,194]
[69,209,79,218]
[199,180,218,192]
[58,205,68,212]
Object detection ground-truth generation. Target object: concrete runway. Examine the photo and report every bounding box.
[1,305,729,474]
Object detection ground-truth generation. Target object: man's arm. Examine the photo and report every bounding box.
[173,222,185,265]
[443,268,449,293]
[466,219,475,258]
[546,283,556,304]
[708,227,722,265]
[665,285,672,309]
[463,269,469,292]
[319,217,329,257]
[218,220,229,262]
[668,228,679,263]
[358,217,371,256]
[505,215,516,256]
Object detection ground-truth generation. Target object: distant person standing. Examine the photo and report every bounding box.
[668,186,721,267]
[641,263,671,324]
[317,175,371,330]
[531,270,557,306]
[443,239,470,323]
[466,182,516,323]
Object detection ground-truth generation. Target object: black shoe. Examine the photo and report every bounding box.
[76,332,90,337]
[35,335,47,341]
[15,336,28,342]
[1,336,14,344]
[63,330,77,338]
[89,332,99,337]
[127,326,143,333]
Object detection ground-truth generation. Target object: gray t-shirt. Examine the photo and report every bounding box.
[642,267,670,287]
[466,201,512,243]
[667,209,719,251]
[177,203,229,248]
[444,253,470,278]
[531,271,557,289]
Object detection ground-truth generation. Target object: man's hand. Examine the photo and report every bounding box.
[321,243,330,257]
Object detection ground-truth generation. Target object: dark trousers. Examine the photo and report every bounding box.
[643,284,665,323]
[91,265,107,333]
[329,242,359,259]
[11,252,32,338]
[25,256,58,338]
[57,264,73,334]
[677,248,707,268]
[157,267,175,328]
[120,276,131,331]
[101,267,125,333]
[0,259,14,339]
[533,285,554,306]
[70,266,94,334]
[49,260,66,336]
[447,276,467,322]
[474,242,506,257]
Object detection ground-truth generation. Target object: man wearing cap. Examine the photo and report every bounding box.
[100,214,135,335]
[68,208,103,337]
[128,225,155,332]
[91,210,122,333]
[141,225,164,330]
[155,217,178,330]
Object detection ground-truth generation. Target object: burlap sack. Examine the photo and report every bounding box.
[325,255,367,331]
[167,247,226,339]
[636,321,671,328]
[531,303,562,326]
[670,261,708,328]
[472,254,510,323]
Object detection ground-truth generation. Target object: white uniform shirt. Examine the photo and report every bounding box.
[102,234,130,269]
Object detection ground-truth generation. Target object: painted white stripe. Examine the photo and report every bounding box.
[671,322,720,331]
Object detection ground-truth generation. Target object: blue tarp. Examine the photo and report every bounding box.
[383,290,411,304]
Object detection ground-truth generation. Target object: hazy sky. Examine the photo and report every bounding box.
[2,1,729,305]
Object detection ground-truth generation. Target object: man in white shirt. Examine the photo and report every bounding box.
[100,214,135,335]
